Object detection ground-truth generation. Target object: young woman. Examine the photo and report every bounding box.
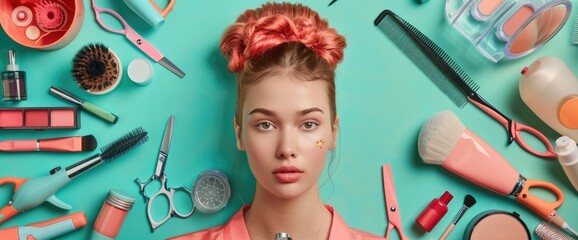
[170,2,384,239]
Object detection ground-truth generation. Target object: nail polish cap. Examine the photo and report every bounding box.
[440,191,453,205]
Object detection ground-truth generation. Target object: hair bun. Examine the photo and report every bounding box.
[221,2,346,73]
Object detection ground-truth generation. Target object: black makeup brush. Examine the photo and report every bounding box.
[71,43,122,95]
[440,194,477,240]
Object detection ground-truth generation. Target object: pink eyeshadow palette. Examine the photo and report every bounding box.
[0,107,80,129]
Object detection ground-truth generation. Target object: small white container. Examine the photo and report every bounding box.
[554,136,578,193]
[127,58,153,85]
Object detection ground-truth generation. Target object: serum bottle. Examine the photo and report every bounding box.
[2,50,27,101]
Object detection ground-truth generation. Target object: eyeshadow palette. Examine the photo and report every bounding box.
[0,107,80,129]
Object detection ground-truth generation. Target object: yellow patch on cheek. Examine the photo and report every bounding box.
[316,140,324,149]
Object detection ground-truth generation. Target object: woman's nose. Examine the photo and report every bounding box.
[276,129,297,159]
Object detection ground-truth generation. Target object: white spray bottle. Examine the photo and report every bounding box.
[554,136,578,193]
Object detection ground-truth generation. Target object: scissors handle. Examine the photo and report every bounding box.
[0,177,27,191]
[0,177,28,224]
[515,179,564,221]
[137,176,195,231]
[135,176,154,202]
[91,1,126,35]
[468,95,557,158]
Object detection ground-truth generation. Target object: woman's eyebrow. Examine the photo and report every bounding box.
[299,107,324,116]
[249,108,275,116]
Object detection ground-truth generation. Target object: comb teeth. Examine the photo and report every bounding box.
[374,10,479,108]
[572,15,578,44]
[100,127,149,162]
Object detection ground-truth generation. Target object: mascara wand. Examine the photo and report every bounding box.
[440,194,476,240]
[0,127,148,224]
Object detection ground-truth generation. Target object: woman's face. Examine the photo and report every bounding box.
[235,75,338,199]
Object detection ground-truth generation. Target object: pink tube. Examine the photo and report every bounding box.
[442,129,520,196]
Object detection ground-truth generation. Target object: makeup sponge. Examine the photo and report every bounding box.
[509,20,539,55]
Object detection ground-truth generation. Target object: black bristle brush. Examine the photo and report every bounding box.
[72,43,122,95]
[440,194,477,240]
[0,127,148,224]
[65,127,148,178]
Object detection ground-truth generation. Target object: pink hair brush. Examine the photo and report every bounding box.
[417,111,578,237]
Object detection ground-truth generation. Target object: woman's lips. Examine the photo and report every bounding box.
[273,166,304,183]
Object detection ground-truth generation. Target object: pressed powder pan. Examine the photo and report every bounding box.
[464,210,531,240]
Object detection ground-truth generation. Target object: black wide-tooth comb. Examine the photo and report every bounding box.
[373,9,557,159]
[374,10,479,108]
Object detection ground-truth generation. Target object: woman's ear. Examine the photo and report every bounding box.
[234,117,246,151]
[330,116,339,150]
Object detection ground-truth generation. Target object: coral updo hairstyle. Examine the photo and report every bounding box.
[221,2,346,123]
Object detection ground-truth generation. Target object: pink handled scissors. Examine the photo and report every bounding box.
[382,164,409,240]
[91,0,185,78]
[468,94,556,158]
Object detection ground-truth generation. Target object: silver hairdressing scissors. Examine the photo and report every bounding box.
[136,115,195,232]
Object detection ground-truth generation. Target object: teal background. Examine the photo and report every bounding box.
[0,0,577,239]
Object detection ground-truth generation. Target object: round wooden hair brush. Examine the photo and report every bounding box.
[417,111,578,238]
[72,43,122,95]
[536,221,576,240]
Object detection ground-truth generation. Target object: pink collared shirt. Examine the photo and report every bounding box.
[168,205,385,240]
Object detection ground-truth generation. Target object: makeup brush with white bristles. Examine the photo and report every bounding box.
[417,111,578,238]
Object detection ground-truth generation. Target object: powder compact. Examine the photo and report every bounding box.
[464,210,531,240]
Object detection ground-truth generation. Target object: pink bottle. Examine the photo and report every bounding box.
[416,191,453,232]
[91,190,135,240]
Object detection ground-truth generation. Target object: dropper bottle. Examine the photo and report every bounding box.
[2,50,27,101]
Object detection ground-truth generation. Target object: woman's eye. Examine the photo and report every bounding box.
[257,122,274,130]
[302,121,318,130]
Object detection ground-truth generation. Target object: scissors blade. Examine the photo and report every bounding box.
[159,57,186,78]
[382,164,408,239]
[154,116,174,177]
[329,0,338,6]
[124,27,185,78]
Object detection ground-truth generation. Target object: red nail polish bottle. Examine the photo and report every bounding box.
[416,191,453,232]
